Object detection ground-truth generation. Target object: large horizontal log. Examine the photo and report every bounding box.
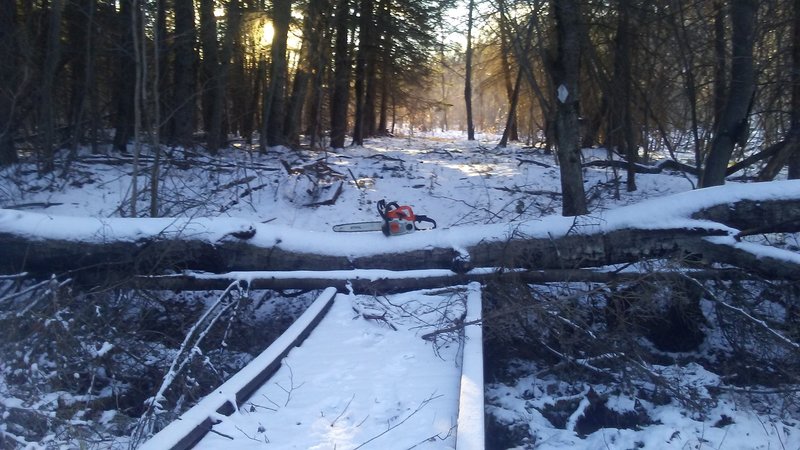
[681,236,800,281]
[1,181,798,282]
[0,226,728,279]
[130,268,758,294]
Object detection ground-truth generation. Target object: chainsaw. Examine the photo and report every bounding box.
[332,200,437,236]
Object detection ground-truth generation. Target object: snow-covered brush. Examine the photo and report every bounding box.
[128,279,250,448]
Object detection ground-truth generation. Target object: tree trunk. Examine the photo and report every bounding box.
[39,0,65,174]
[223,0,243,140]
[550,0,588,216]
[701,0,757,188]
[352,0,374,146]
[790,0,800,179]
[150,2,163,218]
[64,0,94,159]
[302,0,330,148]
[670,1,705,175]
[499,18,518,142]
[130,0,146,218]
[131,267,754,295]
[0,0,18,166]
[364,14,378,138]
[262,0,292,149]
[608,0,637,192]
[171,0,197,148]
[377,0,392,135]
[464,0,476,141]
[761,0,800,180]
[285,0,325,147]
[112,0,136,153]
[330,0,351,149]
[499,67,523,148]
[199,0,222,154]
[713,0,727,129]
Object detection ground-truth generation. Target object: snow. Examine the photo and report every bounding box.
[1,134,799,449]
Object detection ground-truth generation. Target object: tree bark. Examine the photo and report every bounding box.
[550,0,588,216]
[0,0,18,166]
[330,0,351,149]
[713,0,727,129]
[464,0,476,141]
[701,0,758,187]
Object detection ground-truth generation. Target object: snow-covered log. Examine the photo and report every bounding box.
[129,268,751,294]
[1,181,799,282]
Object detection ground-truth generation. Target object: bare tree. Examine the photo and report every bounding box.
[701,0,758,187]
[464,0,476,141]
[550,0,588,216]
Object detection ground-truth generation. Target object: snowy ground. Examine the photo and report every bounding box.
[1,133,799,449]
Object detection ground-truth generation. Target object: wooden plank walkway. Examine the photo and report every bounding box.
[141,283,484,450]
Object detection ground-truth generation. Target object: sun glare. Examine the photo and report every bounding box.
[261,22,275,48]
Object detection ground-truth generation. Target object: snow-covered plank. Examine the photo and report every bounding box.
[139,287,337,450]
[456,282,485,450]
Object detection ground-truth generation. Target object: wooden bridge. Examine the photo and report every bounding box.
[139,282,485,450]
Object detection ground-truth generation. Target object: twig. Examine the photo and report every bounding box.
[348,168,362,191]
[331,394,355,427]
[405,424,457,449]
[276,363,305,407]
[352,393,443,449]
[682,275,799,350]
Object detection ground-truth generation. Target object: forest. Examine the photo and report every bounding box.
[1,0,798,195]
[1,0,800,448]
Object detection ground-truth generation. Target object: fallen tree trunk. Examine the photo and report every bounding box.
[1,181,798,282]
[0,225,730,278]
[130,267,758,294]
